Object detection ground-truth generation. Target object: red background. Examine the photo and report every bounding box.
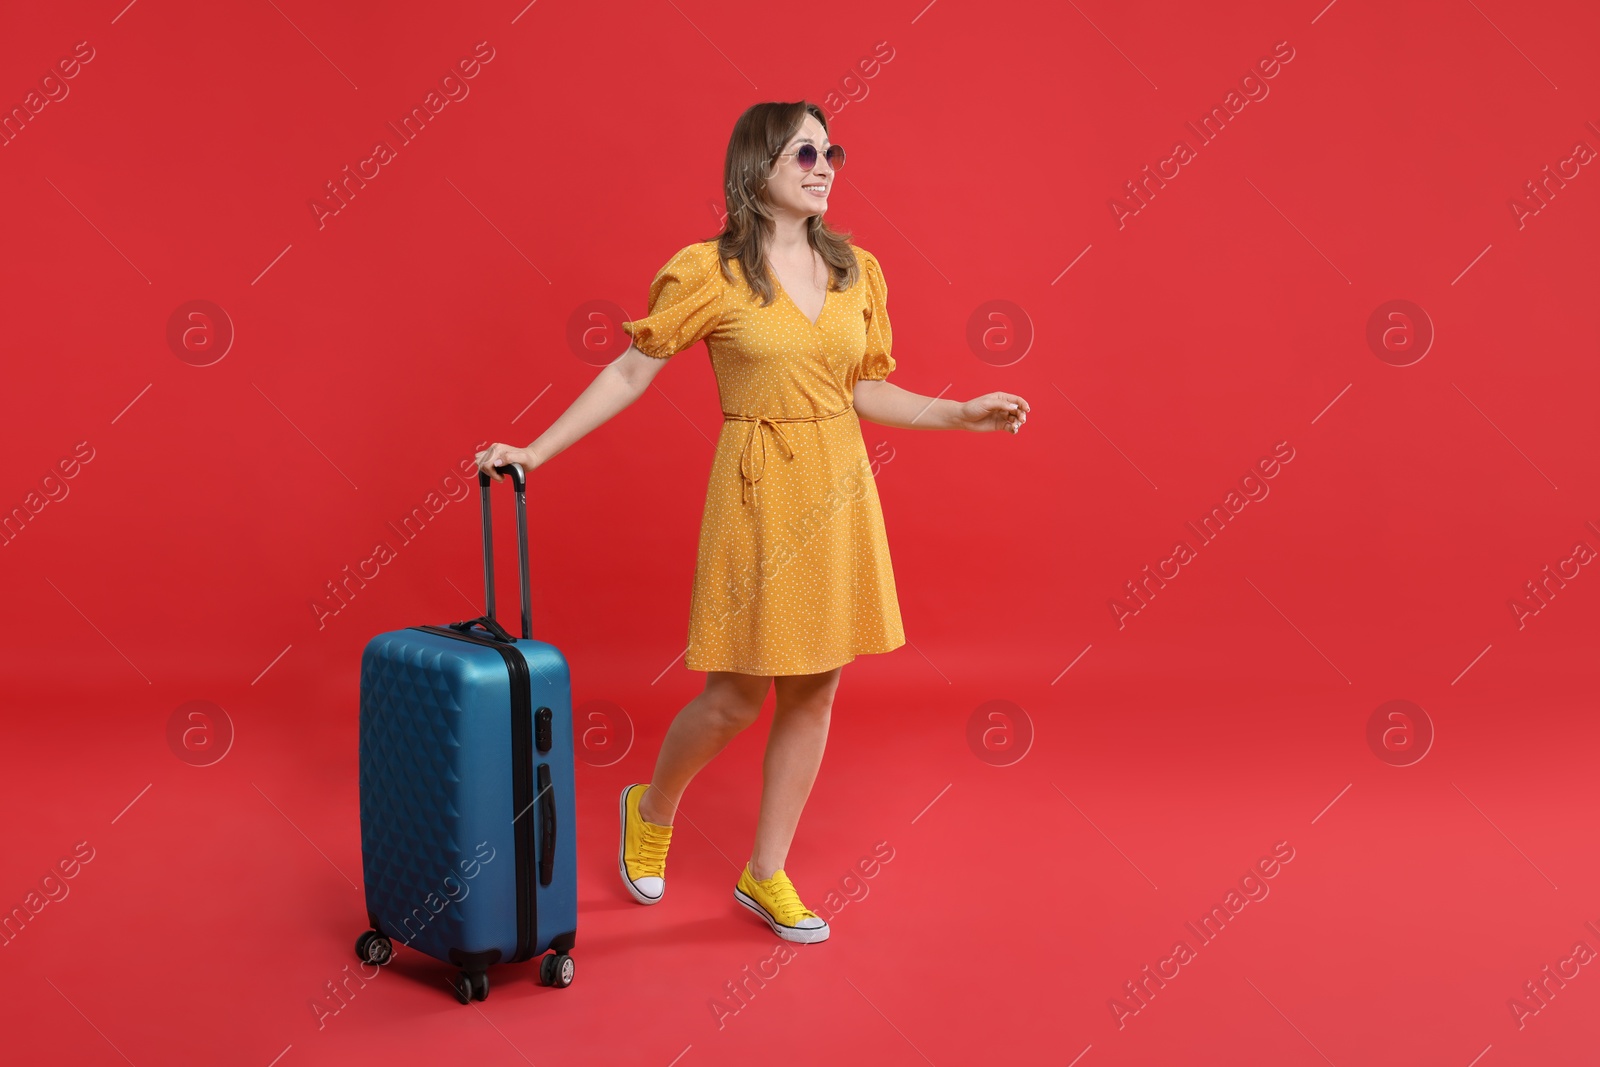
[3,1,1597,1064]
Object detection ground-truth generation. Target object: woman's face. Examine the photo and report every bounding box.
[765,112,835,226]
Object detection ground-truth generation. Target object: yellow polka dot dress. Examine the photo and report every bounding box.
[621,240,906,675]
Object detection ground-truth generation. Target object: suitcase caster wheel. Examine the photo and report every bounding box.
[450,970,487,1005]
[539,953,574,988]
[355,930,393,966]
[470,971,489,1001]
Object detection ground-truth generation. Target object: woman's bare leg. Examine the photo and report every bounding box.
[749,665,843,880]
[638,670,772,825]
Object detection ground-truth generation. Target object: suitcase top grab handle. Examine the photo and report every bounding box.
[473,463,532,641]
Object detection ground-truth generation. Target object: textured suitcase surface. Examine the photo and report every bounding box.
[354,463,578,1000]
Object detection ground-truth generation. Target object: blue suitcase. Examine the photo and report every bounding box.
[354,463,577,1003]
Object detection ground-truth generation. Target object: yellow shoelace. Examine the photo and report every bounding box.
[756,870,818,925]
[632,819,671,879]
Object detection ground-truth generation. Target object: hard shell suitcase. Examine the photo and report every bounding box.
[354,463,578,1003]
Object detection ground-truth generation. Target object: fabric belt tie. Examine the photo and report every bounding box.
[723,405,853,506]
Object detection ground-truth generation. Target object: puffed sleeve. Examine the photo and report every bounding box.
[621,242,727,359]
[857,248,896,380]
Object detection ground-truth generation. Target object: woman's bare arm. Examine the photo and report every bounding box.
[854,379,1030,434]
[476,345,669,479]
[852,379,958,429]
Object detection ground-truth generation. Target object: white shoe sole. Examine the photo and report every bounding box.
[734,888,830,943]
[618,785,664,905]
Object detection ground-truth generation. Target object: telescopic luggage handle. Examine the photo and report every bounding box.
[456,462,532,642]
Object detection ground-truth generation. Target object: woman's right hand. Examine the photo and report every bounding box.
[475,442,542,481]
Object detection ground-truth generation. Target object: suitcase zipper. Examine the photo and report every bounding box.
[413,625,537,963]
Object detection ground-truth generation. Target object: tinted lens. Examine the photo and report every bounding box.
[825,145,845,170]
[795,144,818,169]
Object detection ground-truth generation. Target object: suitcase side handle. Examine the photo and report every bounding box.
[536,763,556,888]
[477,463,532,641]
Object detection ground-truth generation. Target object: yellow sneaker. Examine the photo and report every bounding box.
[734,863,830,943]
[618,783,673,904]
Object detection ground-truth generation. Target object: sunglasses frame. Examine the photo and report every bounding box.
[774,143,845,172]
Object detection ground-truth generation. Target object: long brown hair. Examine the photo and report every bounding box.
[704,101,860,307]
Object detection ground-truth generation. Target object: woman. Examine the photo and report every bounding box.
[476,101,1029,944]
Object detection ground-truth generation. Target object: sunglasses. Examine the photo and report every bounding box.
[776,143,845,171]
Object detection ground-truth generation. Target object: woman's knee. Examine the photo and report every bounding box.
[774,668,842,719]
[703,696,761,734]
[777,695,834,723]
[701,672,769,732]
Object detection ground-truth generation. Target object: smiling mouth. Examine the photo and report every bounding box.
[804,185,828,197]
